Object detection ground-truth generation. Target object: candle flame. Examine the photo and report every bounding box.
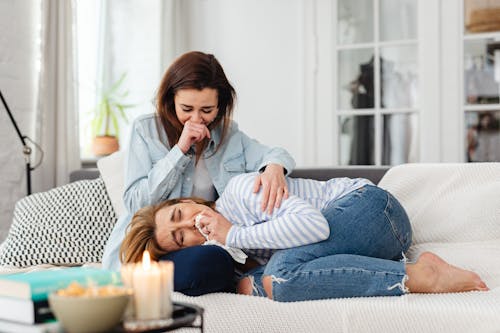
[142,250,151,270]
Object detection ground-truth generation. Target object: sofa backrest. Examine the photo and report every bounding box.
[290,168,389,184]
[70,166,389,185]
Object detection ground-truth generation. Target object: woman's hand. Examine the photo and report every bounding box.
[198,209,232,244]
[253,164,289,214]
[177,120,211,154]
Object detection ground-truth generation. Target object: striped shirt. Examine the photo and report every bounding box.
[216,172,372,263]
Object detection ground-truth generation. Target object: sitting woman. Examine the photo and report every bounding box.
[120,173,489,301]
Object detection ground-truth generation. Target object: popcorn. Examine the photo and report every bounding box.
[56,282,128,297]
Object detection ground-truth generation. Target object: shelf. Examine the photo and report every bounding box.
[463,104,500,111]
[463,31,500,41]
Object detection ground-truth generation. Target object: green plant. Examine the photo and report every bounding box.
[91,73,134,138]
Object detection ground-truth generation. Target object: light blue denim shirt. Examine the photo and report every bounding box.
[102,113,295,270]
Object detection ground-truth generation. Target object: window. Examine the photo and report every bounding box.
[75,1,100,160]
[334,0,419,165]
[75,1,165,160]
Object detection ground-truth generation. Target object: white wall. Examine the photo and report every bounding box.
[0,1,40,241]
[183,0,307,166]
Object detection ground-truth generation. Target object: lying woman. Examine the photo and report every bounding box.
[120,173,489,302]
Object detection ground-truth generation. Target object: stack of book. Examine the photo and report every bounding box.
[0,267,120,333]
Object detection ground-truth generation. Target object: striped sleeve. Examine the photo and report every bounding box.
[222,174,330,249]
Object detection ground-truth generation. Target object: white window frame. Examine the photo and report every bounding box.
[301,0,443,167]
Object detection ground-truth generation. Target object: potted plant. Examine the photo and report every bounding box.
[91,73,134,156]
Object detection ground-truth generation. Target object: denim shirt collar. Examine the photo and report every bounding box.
[206,123,223,153]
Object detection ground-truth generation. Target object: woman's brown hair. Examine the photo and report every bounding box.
[156,51,236,162]
[120,197,216,264]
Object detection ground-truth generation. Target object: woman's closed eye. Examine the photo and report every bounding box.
[170,207,182,222]
[174,230,184,246]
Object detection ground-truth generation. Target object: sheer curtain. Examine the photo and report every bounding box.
[94,0,185,150]
[34,0,80,192]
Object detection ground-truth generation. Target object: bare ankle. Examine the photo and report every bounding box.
[405,261,437,293]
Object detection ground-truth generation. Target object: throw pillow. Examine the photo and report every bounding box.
[97,151,126,217]
[0,178,117,267]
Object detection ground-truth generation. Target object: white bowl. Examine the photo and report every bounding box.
[48,291,131,333]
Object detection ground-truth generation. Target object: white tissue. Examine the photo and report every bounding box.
[195,214,209,241]
[195,214,247,264]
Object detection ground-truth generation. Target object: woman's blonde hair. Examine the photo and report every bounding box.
[119,197,216,264]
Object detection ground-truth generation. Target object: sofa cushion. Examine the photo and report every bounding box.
[0,178,117,267]
[97,151,126,218]
[378,163,500,245]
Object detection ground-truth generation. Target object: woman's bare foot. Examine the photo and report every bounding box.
[406,252,489,293]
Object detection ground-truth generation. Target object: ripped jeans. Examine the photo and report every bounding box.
[243,185,412,302]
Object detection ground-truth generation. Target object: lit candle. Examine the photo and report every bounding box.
[158,261,174,318]
[132,251,161,320]
[120,264,135,319]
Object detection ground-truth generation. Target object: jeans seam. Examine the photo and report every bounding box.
[383,192,406,249]
[276,267,404,278]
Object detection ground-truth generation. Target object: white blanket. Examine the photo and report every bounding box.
[172,287,500,333]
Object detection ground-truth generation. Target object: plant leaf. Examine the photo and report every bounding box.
[110,111,120,138]
[91,71,135,138]
[105,73,127,96]
[116,104,129,123]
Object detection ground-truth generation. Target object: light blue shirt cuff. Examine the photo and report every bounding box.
[167,144,191,170]
[225,225,241,248]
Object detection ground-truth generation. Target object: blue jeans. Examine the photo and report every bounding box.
[244,185,412,302]
[160,245,235,296]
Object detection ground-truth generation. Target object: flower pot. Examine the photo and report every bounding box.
[92,136,119,156]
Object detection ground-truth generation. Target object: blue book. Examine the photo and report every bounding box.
[0,267,121,302]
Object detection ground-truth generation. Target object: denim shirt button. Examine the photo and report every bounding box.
[187,177,191,181]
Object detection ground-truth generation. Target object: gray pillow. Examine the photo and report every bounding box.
[0,178,117,267]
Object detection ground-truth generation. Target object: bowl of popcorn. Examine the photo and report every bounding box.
[48,282,132,333]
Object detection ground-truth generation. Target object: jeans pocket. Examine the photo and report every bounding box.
[323,186,368,213]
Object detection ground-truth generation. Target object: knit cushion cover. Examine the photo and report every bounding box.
[0,178,117,267]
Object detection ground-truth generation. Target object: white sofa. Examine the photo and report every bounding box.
[1,159,499,332]
[172,163,500,333]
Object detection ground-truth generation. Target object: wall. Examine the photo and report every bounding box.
[0,1,40,241]
[183,0,307,166]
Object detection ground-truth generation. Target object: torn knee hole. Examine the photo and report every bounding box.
[263,275,288,299]
[262,275,273,299]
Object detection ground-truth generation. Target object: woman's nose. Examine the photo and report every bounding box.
[179,219,195,229]
[190,111,202,123]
